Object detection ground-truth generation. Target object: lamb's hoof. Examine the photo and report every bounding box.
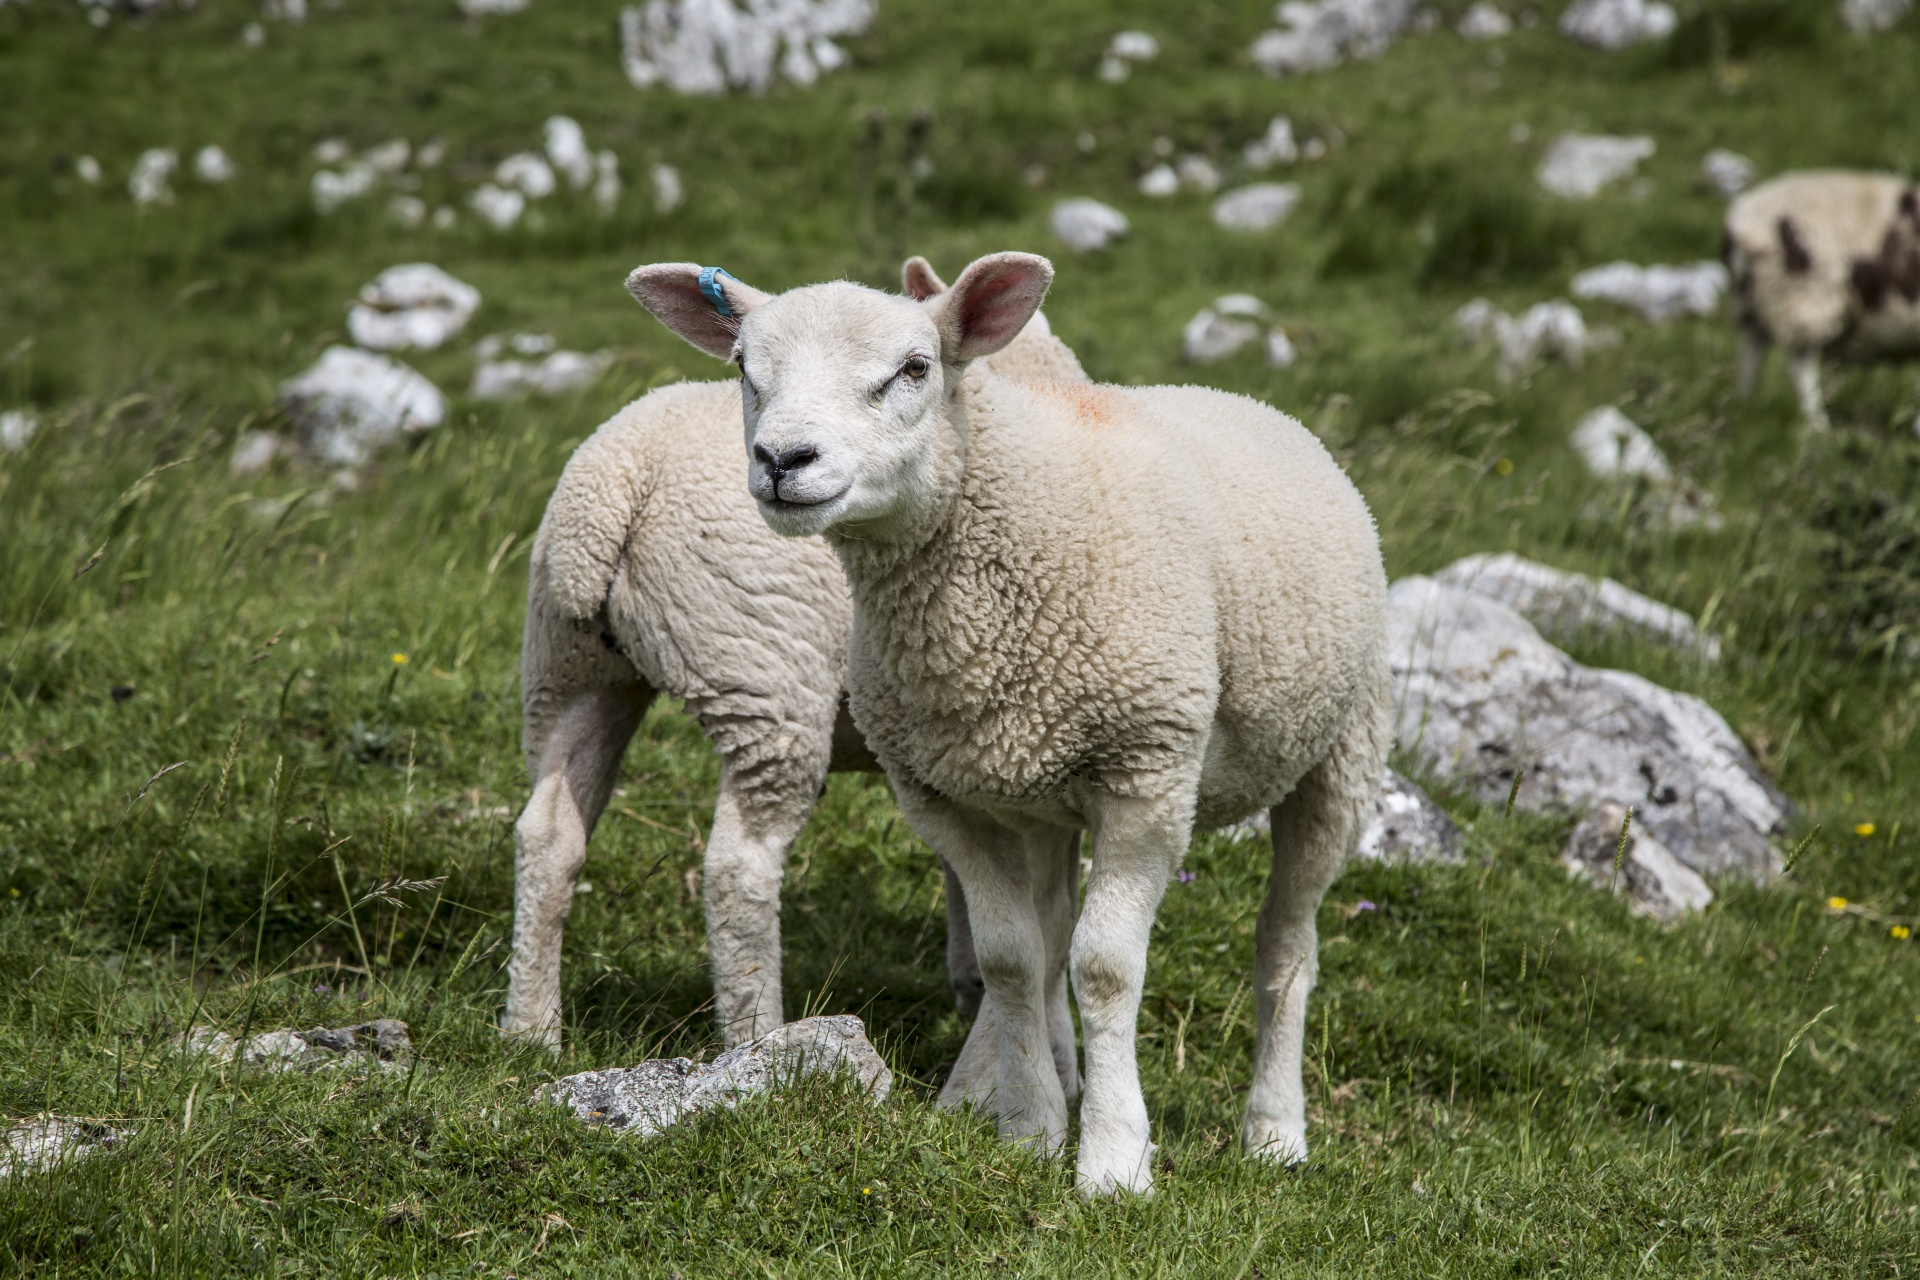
[1076,1138,1156,1197]
[1243,1120,1308,1167]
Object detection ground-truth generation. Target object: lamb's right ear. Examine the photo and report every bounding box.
[927,252,1054,363]
[901,256,949,300]
[625,263,771,360]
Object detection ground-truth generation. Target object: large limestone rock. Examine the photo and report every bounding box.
[1388,576,1788,884]
[536,1015,891,1137]
[2,1118,132,1180]
[1234,768,1462,866]
[1434,552,1721,661]
[1561,802,1714,922]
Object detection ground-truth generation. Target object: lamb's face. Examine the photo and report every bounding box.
[736,284,954,539]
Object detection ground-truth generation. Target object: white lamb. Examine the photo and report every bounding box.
[1724,170,1920,430]
[628,253,1392,1196]
[501,259,1087,1052]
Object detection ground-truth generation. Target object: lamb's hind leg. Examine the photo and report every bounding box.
[1736,329,1767,399]
[1244,702,1387,1164]
[503,681,652,1047]
[1789,349,1830,431]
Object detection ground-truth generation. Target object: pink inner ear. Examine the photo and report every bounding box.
[627,264,739,360]
[951,259,1048,359]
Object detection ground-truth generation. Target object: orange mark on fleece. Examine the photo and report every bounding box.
[1024,381,1128,431]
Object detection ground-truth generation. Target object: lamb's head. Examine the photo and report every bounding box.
[626,253,1052,539]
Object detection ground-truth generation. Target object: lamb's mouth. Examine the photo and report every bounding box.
[764,483,850,510]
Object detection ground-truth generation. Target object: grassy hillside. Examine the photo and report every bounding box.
[3,0,1918,1274]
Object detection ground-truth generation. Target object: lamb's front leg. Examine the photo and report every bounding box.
[1072,795,1185,1196]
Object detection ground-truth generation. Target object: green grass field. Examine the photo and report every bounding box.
[4,0,1920,1274]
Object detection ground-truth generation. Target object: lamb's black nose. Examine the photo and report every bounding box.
[754,443,817,476]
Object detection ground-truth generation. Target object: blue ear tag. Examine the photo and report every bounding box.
[698,266,737,317]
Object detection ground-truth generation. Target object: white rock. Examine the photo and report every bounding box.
[128,148,177,206]
[1571,260,1728,322]
[180,1020,412,1072]
[1700,148,1755,197]
[0,409,39,454]
[474,331,559,359]
[388,194,427,228]
[1387,576,1788,881]
[1050,197,1130,252]
[432,205,457,229]
[1434,552,1720,660]
[193,145,235,184]
[279,347,446,467]
[459,0,529,12]
[416,139,447,168]
[346,264,482,352]
[1562,802,1714,921]
[620,0,874,95]
[496,152,557,200]
[229,430,284,476]
[261,0,306,20]
[75,155,103,184]
[2,1118,132,1181]
[1457,0,1512,37]
[1841,0,1911,33]
[1251,0,1416,75]
[1537,133,1654,199]
[242,21,266,46]
[1108,30,1160,60]
[1177,154,1223,192]
[1211,182,1301,231]
[1243,116,1299,169]
[1182,308,1265,363]
[536,1015,892,1136]
[1569,405,1672,484]
[649,161,681,214]
[1266,327,1298,368]
[1214,293,1268,318]
[471,350,612,399]
[312,162,376,214]
[1234,769,1462,866]
[1558,0,1676,48]
[469,183,526,229]
[363,139,411,175]
[1457,298,1592,379]
[1138,164,1178,197]
[544,116,594,190]
[313,138,352,165]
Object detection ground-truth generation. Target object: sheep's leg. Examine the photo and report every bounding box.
[911,797,1067,1152]
[1789,350,1830,431]
[704,756,818,1047]
[1072,794,1188,1197]
[502,681,652,1047]
[944,859,985,1017]
[1244,707,1385,1164]
[1736,329,1767,398]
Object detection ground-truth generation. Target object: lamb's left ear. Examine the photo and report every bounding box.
[625,263,772,360]
[927,252,1053,363]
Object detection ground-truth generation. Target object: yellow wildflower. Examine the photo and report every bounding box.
[1495,458,1514,476]
[1827,897,1848,911]
[1855,822,1876,837]
[391,652,409,665]
[1893,925,1911,940]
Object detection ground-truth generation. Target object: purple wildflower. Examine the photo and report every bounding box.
[1355,899,1377,912]
[1176,869,1196,884]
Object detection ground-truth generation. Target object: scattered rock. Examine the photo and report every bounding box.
[1266,327,1298,368]
[180,1019,413,1073]
[347,264,482,352]
[1180,294,1295,367]
[471,350,612,400]
[1841,0,1911,33]
[1,1118,132,1181]
[193,145,235,184]
[1434,552,1721,660]
[1,409,39,454]
[1211,182,1301,231]
[1234,770,1462,866]
[459,0,529,14]
[536,1016,891,1136]
[1700,149,1755,198]
[388,195,428,228]
[1558,0,1676,48]
[620,0,873,94]
[1386,575,1787,882]
[469,183,527,229]
[128,148,177,206]
[1456,298,1594,380]
[1570,261,1728,323]
[279,346,447,467]
[1251,0,1417,76]
[1562,802,1714,921]
[496,152,557,200]
[229,429,284,477]
[1139,164,1179,197]
[544,116,594,190]
[1050,198,1129,252]
[1536,133,1655,200]
[1100,29,1159,81]
[313,163,377,214]
[1243,116,1300,169]
[75,155,103,184]
[1568,407,1721,531]
[1457,1,1513,38]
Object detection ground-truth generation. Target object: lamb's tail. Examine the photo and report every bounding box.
[534,417,655,621]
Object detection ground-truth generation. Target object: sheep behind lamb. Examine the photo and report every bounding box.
[1724,169,1920,430]
[627,253,1391,1197]
[501,260,1088,1053]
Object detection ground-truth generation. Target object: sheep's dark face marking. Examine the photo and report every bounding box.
[1778,216,1813,274]
[1849,206,1920,314]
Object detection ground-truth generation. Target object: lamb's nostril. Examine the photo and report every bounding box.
[753,442,779,471]
[774,444,817,472]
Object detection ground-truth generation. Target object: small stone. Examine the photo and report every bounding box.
[1570,261,1728,323]
[1138,164,1178,197]
[1700,149,1755,198]
[2,1118,132,1180]
[1211,183,1301,231]
[229,430,284,476]
[278,347,446,467]
[128,148,178,207]
[496,152,557,200]
[346,263,482,352]
[1569,406,1672,483]
[544,116,594,190]
[193,145,235,184]
[1558,0,1676,48]
[1562,803,1713,922]
[179,1019,412,1073]
[1536,133,1655,200]
[1458,1,1513,38]
[1243,116,1299,169]
[1,409,40,454]
[1050,198,1129,252]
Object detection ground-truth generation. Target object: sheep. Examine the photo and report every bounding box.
[626,252,1392,1196]
[501,259,1088,1054]
[1725,170,1920,430]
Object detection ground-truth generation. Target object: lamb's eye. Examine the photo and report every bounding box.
[902,356,931,380]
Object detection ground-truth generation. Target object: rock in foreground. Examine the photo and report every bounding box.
[1388,577,1787,882]
[537,1015,891,1137]
[1235,768,1462,867]
[181,1019,412,1073]
[1434,552,1720,661]
[1562,802,1714,922]
[2,1118,132,1180]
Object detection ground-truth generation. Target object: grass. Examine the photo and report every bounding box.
[3,0,1920,1274]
